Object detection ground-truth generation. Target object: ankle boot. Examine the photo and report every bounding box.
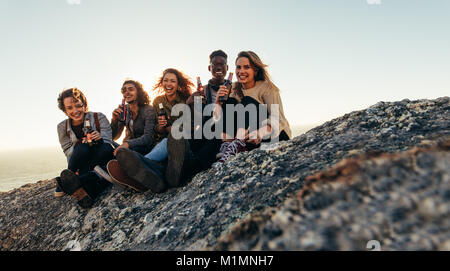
[116,148,167,193]
[166,135,202,188]
[60,169,95,208]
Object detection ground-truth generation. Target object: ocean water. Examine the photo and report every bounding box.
[0,147,67,192]
[0,125,317,192]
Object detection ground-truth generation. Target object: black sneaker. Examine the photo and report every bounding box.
[116,148,167,193]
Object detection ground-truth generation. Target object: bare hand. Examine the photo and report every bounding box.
[215,85,229,104]
[113,142,129,156]
[246,130,262,145]
[234,128,248,141]
[157,116,168,128]
[91,131,101,141]
[112,105,123,120]
[246,125,271,145]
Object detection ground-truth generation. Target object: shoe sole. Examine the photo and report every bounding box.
[96,164,127,190]
[166,134,187,187]
[116,149,166,193]
[106,160,148,192]
[54,191,65,198]
[60,170,94,208]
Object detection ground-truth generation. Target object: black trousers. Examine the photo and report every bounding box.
[189,138,222,170]
[68,142,115,175]
[222,96,290,150]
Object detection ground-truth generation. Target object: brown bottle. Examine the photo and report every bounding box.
[158,103,167,127]
[219,72,233,103]
[83,119,94,147]
[119,98,126,122]
[196,76,203,92]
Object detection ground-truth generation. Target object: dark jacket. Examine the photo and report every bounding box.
[111,105,156,152]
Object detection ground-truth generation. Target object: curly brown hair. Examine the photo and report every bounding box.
[121,79,150,106]
[152,68,193,100]
[57,88,88,113]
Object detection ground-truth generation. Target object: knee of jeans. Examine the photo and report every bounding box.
[97,143,114,153]
[72,144,91,157]
[94,144,114,159]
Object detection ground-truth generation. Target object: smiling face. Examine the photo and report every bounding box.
[162,72,179,97]
[236,57,256,89]
[63,97,86,125]
[121,83,138,104]
[209,56,228,84]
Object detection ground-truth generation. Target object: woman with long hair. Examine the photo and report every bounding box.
[215,51,292,163]
[150,68,193,147]
[56,88,114,208]
[136,68,193,163]
[106,69,193,193]
[111,79,156,156]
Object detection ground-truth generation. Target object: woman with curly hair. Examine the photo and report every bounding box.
[111,79,156,156]
[151,68,193,143]
[56,88,114,208]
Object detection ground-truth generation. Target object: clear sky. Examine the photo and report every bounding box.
[0,0,449,151]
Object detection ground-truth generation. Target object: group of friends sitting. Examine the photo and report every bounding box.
[55,50,292,208]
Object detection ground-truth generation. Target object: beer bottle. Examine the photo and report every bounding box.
[158,103,167,127]
[196,76,206,104]
[219,72,233,103]
[119,98,126,122]
[196,76,203,92]
[83,118,94,147]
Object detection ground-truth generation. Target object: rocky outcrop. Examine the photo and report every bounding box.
[0,97,448,251]
[216,141,450,251]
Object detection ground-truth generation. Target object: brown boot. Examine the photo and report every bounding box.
[106,160,148,192]
[59,169,94,208]
[116,148,167,193]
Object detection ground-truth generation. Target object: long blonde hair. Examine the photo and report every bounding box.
[234,51,277,98]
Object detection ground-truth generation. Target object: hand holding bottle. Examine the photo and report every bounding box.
[90,131,101,141]
[218,72,233,103]
[158,115,168,128]
[216,85,229,104]
[112,106,123,120]
[113,142,129,157]
[113,99,127,122]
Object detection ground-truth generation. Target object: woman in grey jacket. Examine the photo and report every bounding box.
[111,79,156,156]
[56,88,114,208]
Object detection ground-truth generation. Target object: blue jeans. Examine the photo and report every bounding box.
[145,138,168,162]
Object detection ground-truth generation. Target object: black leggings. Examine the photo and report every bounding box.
[222,96,290,150]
